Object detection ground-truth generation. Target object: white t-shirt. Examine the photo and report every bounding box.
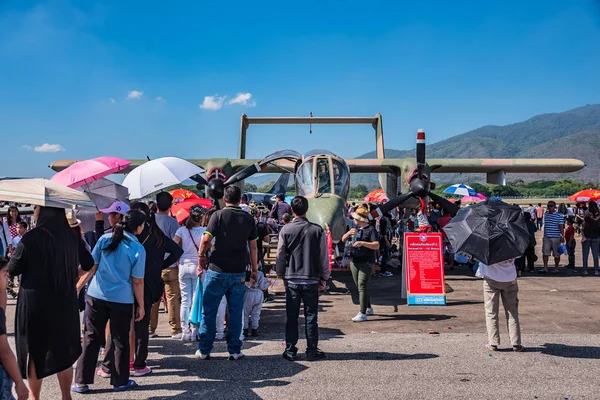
[175,226,206,264]
[476,259,517,282]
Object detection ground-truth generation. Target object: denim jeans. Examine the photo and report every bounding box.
[380,246,390,273]
[284,282,319,355]
[199,270,246,355]
[582,238,600,272]
[0,364,15,400]
[179,262,198,334]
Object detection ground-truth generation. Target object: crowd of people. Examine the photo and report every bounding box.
[1,191,600,399]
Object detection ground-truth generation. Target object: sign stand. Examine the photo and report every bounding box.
[403,232,446,306]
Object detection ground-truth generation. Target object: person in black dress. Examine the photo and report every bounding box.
[8,206,94,400]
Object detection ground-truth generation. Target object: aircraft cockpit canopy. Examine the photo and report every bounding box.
[296,152,349,198]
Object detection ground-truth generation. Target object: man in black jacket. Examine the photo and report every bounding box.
[276,196,330,361]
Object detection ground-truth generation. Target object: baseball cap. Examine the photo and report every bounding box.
[100,201,130,215]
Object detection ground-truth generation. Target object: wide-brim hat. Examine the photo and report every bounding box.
[65,210,81,228]
[351,205,369,223]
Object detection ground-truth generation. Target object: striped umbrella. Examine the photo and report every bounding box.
[443,184,477,197]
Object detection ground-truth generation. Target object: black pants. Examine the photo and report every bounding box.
[525,246,535,271]
[102,299,152,371]
[76,295,133,388]
[284,282,319,355]
[380,246,390,273]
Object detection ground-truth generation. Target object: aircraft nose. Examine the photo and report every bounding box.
[306,196,347,241]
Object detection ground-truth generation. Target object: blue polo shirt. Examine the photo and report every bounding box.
[89,231,146,304]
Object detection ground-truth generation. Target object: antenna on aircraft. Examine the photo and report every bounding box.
[309,111,313,134]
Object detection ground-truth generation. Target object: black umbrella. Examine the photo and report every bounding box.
[443,200,530,265]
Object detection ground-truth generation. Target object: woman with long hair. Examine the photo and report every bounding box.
[8,206,94,400]
[581,201,600,276]
[97,202,182,377]
[174,205,207,341]
[6,206,22,240]
[73,210,147,393]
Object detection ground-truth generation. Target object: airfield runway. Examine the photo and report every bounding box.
[5,261,600,400]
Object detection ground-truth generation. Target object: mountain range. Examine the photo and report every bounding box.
[353,104,600,188]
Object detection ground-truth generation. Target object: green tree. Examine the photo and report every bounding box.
[349,184,369,199]
[244,183,258,192]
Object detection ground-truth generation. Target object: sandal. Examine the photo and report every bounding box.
[486,344,498,352]
[114,379,138,392]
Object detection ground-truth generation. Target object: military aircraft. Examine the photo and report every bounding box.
[242,173,290,205]
[50,114,585,242]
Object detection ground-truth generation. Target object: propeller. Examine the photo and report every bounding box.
[370,129,459,219]
[200,150,302,205]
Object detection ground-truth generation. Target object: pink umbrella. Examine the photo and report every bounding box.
[462,193,487,203]
[50,156,131,189]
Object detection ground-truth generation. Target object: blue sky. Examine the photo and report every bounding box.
[1,0,599,178]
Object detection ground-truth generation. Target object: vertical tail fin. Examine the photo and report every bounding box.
[267,173,291,194]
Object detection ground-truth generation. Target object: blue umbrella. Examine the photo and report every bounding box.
[443,184,477,197]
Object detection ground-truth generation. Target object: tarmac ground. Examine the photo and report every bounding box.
[4,233,600,399]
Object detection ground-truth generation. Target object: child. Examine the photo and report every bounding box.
[0,257,29,400]
[565,216,576,268]
[242,270,271,338]
[12,222,27,249]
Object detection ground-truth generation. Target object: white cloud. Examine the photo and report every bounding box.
[108,98,115,103]
[228,92,255,107]
[155,96,165,102]
[199,95,226,110]
[34,143,65,153]
[126,90,143,100]
[20,145,32,150]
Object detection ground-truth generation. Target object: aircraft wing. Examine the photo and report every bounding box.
[346,158,585,174]
[49,158,297,174]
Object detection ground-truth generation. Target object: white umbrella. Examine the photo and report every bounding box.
[122,157,204,199]
[0,178,95,209]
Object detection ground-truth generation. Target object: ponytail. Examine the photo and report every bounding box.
[130,202,165,248]
[104,210,146,252]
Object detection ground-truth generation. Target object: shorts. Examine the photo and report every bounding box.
[542,236,561,257]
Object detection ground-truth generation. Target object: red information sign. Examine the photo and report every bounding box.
[404,232,446,305]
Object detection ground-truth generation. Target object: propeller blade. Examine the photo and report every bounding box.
[224,163,262,186]
[416,129,426,179]
[427,191,459,217]
[224,150,302,186]
[370,192,414,219]
[190,174,208,186]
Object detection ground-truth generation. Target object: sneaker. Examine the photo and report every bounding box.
[251,329,259,337]
[228,352,245,361]
[306,349,327,361]
[182,333,192,341]
[380,271,393,277]
[215,332,225,340]
[133,366,152,377]
[96,367,110,378]
[352,312,367,322]
[513,345,525,352]
[171,333,183,340]
[149,332,158,338]
[71,384,89,393]
[366,308,374,316]
[191,328,199,341]
[194,350,210,360]
[263,296,275,303]
[486,344,498,352]
[282,350,296,361]
[583,271,589,276]
[595,271,600,276]
[113,379,138,392]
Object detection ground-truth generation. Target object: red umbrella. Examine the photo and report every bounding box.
[568,189,600,202]
[171,198,213,224]
[169,189,200,203]
[364,188,389,203]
